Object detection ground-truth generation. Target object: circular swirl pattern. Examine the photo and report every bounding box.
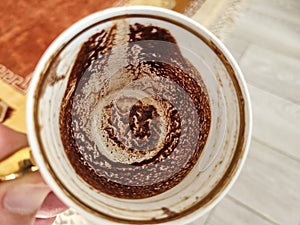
[60,22,211,198]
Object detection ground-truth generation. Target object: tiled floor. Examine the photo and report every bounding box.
[193,0,300,224]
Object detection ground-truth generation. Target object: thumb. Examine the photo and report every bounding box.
[0,172,51,225]
[0,124,28,160]
[0,124,51,225]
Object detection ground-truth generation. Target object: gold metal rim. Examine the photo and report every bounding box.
[0,147,38,182]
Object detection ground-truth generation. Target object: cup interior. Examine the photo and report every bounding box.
[27,6,251,225]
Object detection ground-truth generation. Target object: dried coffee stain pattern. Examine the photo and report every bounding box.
[161,207,178,217]
[60,22,211,199]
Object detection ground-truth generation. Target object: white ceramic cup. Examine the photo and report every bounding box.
[27,6,252,225]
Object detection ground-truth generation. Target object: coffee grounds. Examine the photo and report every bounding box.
[59,22,211,199]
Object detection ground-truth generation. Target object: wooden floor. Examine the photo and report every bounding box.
[191,0,300,224]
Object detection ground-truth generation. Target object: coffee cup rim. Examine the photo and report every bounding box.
[27,6,252,225]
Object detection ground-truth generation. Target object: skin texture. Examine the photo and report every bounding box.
[0,124,68,225]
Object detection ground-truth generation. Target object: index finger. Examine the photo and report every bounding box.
[0,124,28,160]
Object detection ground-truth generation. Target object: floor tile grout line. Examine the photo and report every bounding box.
[246,3,300,27]
[247,83,300,106]
[228,25,300,59]
[235,40,251,62]
[244,80,300,105]
[246,41,300,60]
[223,35,251,62]
[251,136,300,164]
[226,195,281,225]
[202,206,217,225]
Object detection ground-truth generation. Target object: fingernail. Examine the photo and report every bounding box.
[3,183,51,215]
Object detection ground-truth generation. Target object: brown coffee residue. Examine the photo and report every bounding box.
[59,22,211,199]
[161,207,178,217]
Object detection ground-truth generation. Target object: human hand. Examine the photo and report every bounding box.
[0,124,68,225]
